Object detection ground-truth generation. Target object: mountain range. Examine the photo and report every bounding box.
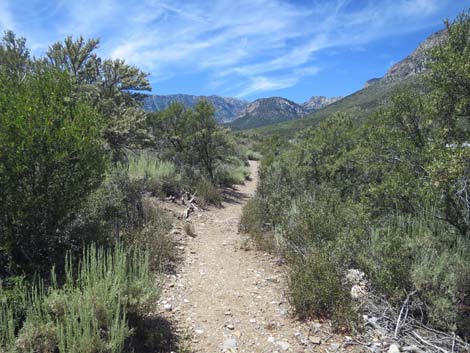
[143,94,341,125]
[143,28,446,133]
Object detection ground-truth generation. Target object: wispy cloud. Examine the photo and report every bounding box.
[0,0,459,97]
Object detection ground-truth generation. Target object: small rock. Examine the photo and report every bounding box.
[194,329,204,335]
[224,311,232,316]
[309,336,321,345]
[388,344,400,353]
[346,269,365,284]
[276,341,290,351]
[267,336,275,343]
[226,324,235,330]
[329,343,341,351]
[223,337,237,350]
[169,283,175,288]
[163,304,172,311]
[266,277,279,283]
[249,319,257,323]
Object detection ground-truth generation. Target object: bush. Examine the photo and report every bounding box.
[0,68,105,276]
[239,197,275,252]
[124,199,174,271]
[196,178,222,206]
[288,253,354,329]
[128,151,182,196]
[246,150,262,161]
[215,161,250,186]
[0,244,156,353]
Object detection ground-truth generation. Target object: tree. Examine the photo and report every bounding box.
[46,36,151,160]
[0,31,30,79]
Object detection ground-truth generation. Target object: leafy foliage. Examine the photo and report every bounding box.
[241,12,470,337]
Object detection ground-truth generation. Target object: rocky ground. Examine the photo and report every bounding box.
[154,161,365,353]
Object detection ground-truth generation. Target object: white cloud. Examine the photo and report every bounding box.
[0,0,456,96]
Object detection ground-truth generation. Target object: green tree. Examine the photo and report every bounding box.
[46,36,151,160]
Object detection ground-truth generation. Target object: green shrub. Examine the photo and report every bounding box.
[287,253,354,329]
[239,197,275,252]
[196,178,222,206]
[125,199,174,271]
[246,150,262,161]
[215,163,250,186]
[0,68,105,275]
[128,152,182,196]
[0,244,156,353]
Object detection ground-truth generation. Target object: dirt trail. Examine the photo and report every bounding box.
[158,161,354,353]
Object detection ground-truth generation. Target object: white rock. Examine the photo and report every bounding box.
[276,341,290,351]
[268,336,275,343]
[388,343,400,353]
[163,304,172,311]
[194,329,204,335]
[351,284,367,299]
[223,337,237,349]
[346,269,365,284]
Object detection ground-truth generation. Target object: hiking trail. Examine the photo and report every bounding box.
[157,161,357,353]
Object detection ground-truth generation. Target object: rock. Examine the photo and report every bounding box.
[309,336,321,344]
[351,284,367,299]
[346,269,365,284]
[194,329,204,335]
[267,336,275,343]
[388,344,400,353]
[163,304,172,311]
[329,343,341,351]
[223,337,237,350]
[249,319,256,323]
[226,324,235,330]
[266,277,279,283]
[276,341,290,351]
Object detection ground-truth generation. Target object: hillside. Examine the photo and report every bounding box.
[245,29,447,137]
[143,94,248,123]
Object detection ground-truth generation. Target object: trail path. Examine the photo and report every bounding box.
[158,161,355,353]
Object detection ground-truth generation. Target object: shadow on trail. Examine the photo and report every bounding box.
[126,314,185,353]
[221,186,249,205]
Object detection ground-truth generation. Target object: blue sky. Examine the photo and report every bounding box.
[0,1,465,102]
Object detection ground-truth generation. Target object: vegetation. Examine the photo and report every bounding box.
[240,12,470,338]
[0,25,250,351]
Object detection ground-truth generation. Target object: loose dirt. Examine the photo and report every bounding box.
[157,161,360,352]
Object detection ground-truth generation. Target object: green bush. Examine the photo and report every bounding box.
[245,150,262,161]
[124,199,174,271]
[128,151,182,196]
[0,243,156,353]
[288,253,354,329]
[0,68,105,275]
[195,178,222,206]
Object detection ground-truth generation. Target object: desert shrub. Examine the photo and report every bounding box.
[195,178,222,206]
[245,150,262,161]
[0,68,105,276]
[0,243,156,353]
[124,199,174,271]
[239,197,276,252]
[128,152,182,196]
[215,158,250,186]
[288,253,354,329]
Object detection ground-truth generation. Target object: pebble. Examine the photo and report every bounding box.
[388,344,400,353]
[194,329,204,335]
[223,337,237,349]
[163,304,172,311]
[309,336,321,344]
[267,336,275,343]
[276,341,290,351]
[226,324,235,330]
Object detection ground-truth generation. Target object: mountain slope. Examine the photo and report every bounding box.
[143,94,248,123]
[246,29,447,137]
[229,96,341,130]
[229,97,306,130]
